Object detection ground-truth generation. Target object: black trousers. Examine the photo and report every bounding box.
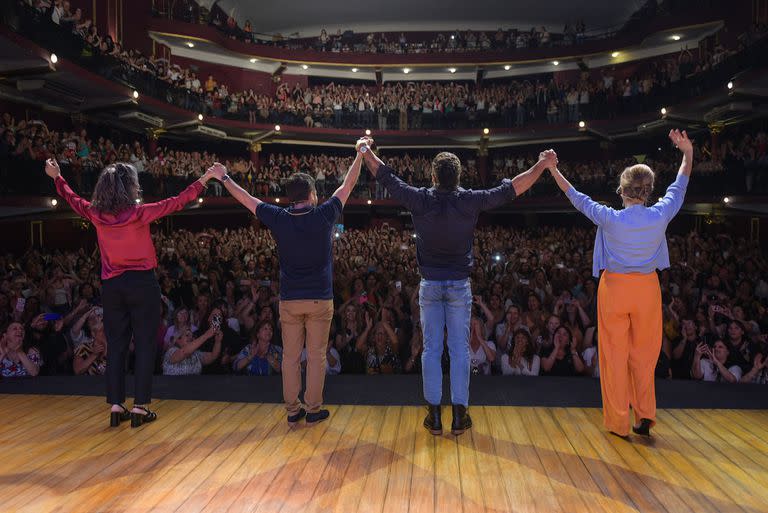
[102,270,161,405]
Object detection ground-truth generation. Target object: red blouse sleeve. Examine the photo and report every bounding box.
[137,180,204,224]
[54,175,93,221]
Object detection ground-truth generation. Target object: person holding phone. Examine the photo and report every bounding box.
[359,136,555,436]
[44,158,216,428]
[548,129,694,438]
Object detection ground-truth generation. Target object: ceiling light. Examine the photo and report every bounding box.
[504,65,511,70]
[249,58,258,63]
[727,81,733,90]
[483,128,490,135]
[660,107,667,115]
[50,198,58,207]
[197,197,203,204]
[578,120,586,128]
[135,198,141,204]
[365,129,371,136]
[367,199,372,205]
[723,196,731,204]
[50,53,58,64]
[301,64,308,70]
[132,90,139,99]
[403,68,410,74]
[611,51,620,58]
[197,114,203,121]
[275,198,281,203]
[552,60,560,66]
[351,67,358,72]
[671,35,681,41]
[274,124,281,131]
[448,67,457,73]
[186,41,195,48]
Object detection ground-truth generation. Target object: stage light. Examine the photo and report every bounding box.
[197,198,203,204]
[671,35,681,41]
[301,64,308,70]
[552,60,559,66]
[351,67,358,72]
[50,53,58,64]
[578,120,586,128]
[504,65,511,70]
[50,198,58,207]
[367,199,372,205]
[412,233,417,239]
[186,41,195,48]
[274,124,281,132]
[133,90,139,99]
[660,107,667,115]
[450,35,455,40]
[611,51,620,58]
[658,147,662,151]
[448,67,457,73]
[403,68,411,74]
[483,128,490,135]
[249,58,258,63]
[365,129,371,136]
[658,197,664,203]
[723,196,731,204]
[275,198,281,203]
[197,114,203,121]
[135,198,141,204]
[334,232,340,238]
[727,81,733,90]
[494,254,501,262]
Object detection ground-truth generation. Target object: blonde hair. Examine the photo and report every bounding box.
[616,164,654,203]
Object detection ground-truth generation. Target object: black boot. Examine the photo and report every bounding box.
[451,404,472,435]
[423,404,442,435]
[632,418,653,437]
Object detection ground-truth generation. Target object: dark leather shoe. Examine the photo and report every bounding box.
[130,406,157,428]
[632,418,653,437]
[423,404,442,435]
[306,409,330,425]
[287,408,306,425]
[109,404,131,427]
[451,404,472,435]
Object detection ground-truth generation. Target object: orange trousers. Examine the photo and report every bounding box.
[597,271,662,436]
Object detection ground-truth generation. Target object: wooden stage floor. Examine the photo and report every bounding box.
[1,395,767,513]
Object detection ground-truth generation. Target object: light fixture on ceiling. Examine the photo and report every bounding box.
[275,198,281,203]
[671,34,681,41]
[365,129,371,136]
[578,120,586,128]
[274,124,281,131]
[197,198,203,204]
[504,65,511,70]
[133,90,139,99]
[249,58,258,63]
[301,64,308,70]
[403,68,411,74]
[727,81,733,90]
[50,198,58,207]
[197,114,203,121]
[50,53,58,64]
[723,196,731,204]
[552,60,560,66]
[611,51,620,58]
[186,41,195,48]
[660,107,667,115]
[482,128,490,135]
[351,67,358,72]
[448,67,457,73]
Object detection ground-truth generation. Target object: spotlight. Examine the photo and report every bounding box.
[552,60,560,66]
[727,81,733,90]
[403,68,411,74]
[723,196,731,204]
[334,232,340,238]
[133,90,139,99]
[450,35,455,40]
[494,254,502,262]
[578,120,586,128]
[274,124,281,132]
[504,65,511,70]
[197,114,203,121]
[658,147,662,151]
[301,64,308,70]
[448,67,457,73]
[365,129,371,136]
[275,198,281,203]
[658,197,664,203]
[249,58,258,63]
[50,53,58,64]
[197,197,203,204]
[186,41,195,48]
[611,51,620,58]
[50,198,58,207]
[483,127,490,135]
[367,199,372,205]
[135,198,141,204]
[671,35,681,41]
[660,107,667,115]
[351,67,358,72]
[411,233,417,239]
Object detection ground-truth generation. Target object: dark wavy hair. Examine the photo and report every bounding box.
[511,328,536,362]
[90,163,140,215]
[431,152,461,190]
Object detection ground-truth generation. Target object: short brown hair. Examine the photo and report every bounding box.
[616,164,654,203]
[431,152,461,190]
[91,163,140,215]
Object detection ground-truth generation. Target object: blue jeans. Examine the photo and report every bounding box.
[419,278,472,406]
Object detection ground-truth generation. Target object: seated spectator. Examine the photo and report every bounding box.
[691,340,742,383]
[301,337,341,375]
[741,351,768,384]
[163,307,196,351]
[73,313,107,375]
[501,328,540,376]
[233,320,282,375]
[541,326,585,376]
[162,326,222,375]
[360,321,401,374]
[469,315,496,375]
[0,322,42,377]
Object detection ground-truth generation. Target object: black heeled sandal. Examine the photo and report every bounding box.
[130,406,158,428]
[110,404,131,427]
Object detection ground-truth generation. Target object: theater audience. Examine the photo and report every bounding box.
[233,320,282,375]
[162,325,222,376]
[0,322,42,377]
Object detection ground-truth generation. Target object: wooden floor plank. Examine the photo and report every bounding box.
[1,395,767,513]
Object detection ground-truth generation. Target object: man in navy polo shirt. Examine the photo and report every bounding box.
[359,141,557,435]
[209,145,363,425]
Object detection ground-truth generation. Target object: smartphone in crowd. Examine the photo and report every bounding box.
[15,297,26,312]
[43,313,63,321]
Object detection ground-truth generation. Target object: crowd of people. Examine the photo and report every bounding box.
[2,111,767,199]
[2,223,766,383]
[13,1,767,132]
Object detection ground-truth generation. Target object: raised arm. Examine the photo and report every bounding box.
[511,149,556,196]
[138,168,215,224]
[551,165,612,226]
[46,159,93,221]
[656,129,693,222]
[210,162,262,214]
[358,138,424,212]
[332,150,364,206]
[358,137,385,177]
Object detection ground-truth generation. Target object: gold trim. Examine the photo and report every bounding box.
[149,20,723,69]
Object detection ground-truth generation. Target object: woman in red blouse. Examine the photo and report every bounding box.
[45,158,216,428]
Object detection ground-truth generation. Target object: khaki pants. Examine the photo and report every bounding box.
[279,299,334,415]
